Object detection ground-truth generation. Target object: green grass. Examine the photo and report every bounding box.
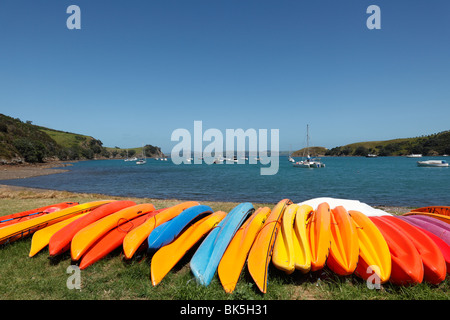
[0,187,448,300]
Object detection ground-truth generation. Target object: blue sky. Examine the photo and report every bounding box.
[1,0,449,153]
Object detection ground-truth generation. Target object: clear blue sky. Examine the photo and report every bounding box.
[1,0,449,153]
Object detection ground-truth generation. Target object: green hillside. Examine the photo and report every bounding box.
[0,114,164,164]
[325,131,450,156]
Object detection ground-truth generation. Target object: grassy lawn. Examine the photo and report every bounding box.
[0,186,448,300]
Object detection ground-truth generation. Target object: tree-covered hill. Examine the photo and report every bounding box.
[0,114,164,164]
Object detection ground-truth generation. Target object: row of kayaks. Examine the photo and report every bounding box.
[0,198,448,293]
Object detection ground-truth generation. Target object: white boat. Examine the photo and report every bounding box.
[417,160,448,167]
[136,146,146,165]
[366,154,378,158]
[288,156,295,163]
[407,154,422,158]
[293,125,325,168]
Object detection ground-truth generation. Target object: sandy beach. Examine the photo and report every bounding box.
[0,161,73,180]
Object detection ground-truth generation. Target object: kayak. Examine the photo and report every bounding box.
[399,222,450,274]
[0,202,78,228]
[327,206,359,276]
[48,200,136,256]
[218,207,270,293]
[370,217,424,285]
[293,204,313,273]
[0,200,113,245]
[79,208,166,269]
[403,212,450,224]
[307,202,331,272]
[247,199,291,293]
[190,202,254,286]
[151,211,227,286]
[379,216,446,284]
[409,206,450,216]
[29,212,90,257]
[272,204,298,274]
[400,216,449,245]
[147,205,213,251]
[349,210,391,284]
[122,201,199,259]
[71,203,155,260]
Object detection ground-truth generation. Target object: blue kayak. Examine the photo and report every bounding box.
[147,205,213,251]
[190,202,254,286]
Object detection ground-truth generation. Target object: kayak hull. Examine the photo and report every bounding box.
[370,217,424,285]
[349,210,391,284]
[248,199,291,293]
[151,211,226,286]
[327,206,359,276]
[122,201,199,259]
[49,200,136,256]
[190,203,254,286]
[218,207,270,293]
[71,203,155,260]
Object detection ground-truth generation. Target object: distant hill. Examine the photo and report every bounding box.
[291,146,328,157]
[0,114,164,164]
[325,131,450,156]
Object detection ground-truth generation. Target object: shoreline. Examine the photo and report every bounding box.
[0,161,75,180]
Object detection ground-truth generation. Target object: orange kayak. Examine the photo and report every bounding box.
[79,208,166,269]
[71,203,155,260]
[379,216,446,284]
[410,206,450,216]
[29,212,90,257]
[370,216,424,285]
[307,202,331,272]
[247,199,291,293]
[218,207,270,293]
[327,206,359,276]
[0,202,78,228]
[122,201,199,259]
[151,211,226,286]
[349,210,391,284]
[293,204,313,273]
[48,200,136,256]
[272,204,298,274]
[0,200,112,245]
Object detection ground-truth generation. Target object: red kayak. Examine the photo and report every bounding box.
[0,202,78,228]
[79,208,167,269]
[48,200,136,256]
[370,217,424,285]
[379,216,446,284]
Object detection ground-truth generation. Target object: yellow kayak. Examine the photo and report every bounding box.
[247,199,291,293]
[327,206,359,276]
[307,202,331,272]
[218,207,270,293]
[123,201,199,259]
[71,203,155,260]
[293,204,313,273]
[272,204,298,274]
[349,210,392,283]
[151,211,226,286]
[29,212,90,257]
[0,200,113,246]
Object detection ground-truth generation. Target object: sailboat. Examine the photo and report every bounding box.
[288,145,295,162]
[293,125,325,168]
[136,146,146,165]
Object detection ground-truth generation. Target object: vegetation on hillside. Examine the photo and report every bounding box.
[0,114,164,164]
[325,131,450,157]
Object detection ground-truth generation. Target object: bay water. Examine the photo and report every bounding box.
[1,156,449,207]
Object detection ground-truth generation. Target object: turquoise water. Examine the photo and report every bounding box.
[1,156,449,207]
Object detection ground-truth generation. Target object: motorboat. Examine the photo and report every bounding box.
[417,160,448,167]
